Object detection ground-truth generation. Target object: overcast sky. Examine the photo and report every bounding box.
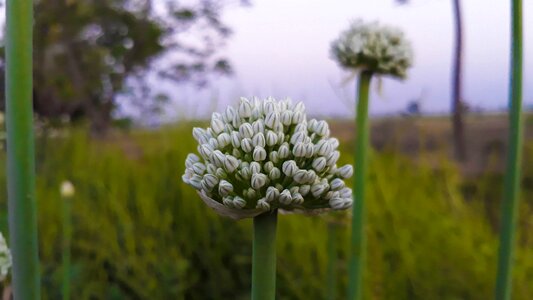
[175,0,532,118]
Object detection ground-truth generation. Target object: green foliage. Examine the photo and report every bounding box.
[0,124,532,299]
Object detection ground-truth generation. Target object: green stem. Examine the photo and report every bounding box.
[348,71,372,300]
[252,210,278,300]
[495,0,523,299]
[5,0,41,298]
[326,222,338,300]
[62,196,72,300]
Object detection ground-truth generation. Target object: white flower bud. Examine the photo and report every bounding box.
[330,178,345,191]
[293,170,308,184]
[218,180,233,196]
[305,170,317,183]
[251,108,262,120]
[206,163,217,174]
[329,138,340,149]
[224,124,233,134]
[266,186,280,202]
[265,112,280,129]
[233,196,247,209]
[329,197,345,210]
[239,167,251,180]
[269,151,280,164]
[224,106,236,123]
[188,174,202,189]
[264,161,274,173]
[342,198,353,209]
[315,140,332,156]
[311,183,328,198]
[339,187,352,198]
[199,144,213,160]
[249,162,261,174]
[256,199,270,210]
[251,173,268,189]
[241,138,253,153]
[217,133,231,148]
[326,151,340,167]
[223,196,235,208]
[315,120,329,136]
[193,127,208,144]
[239,98,253,118]
[308,119,317,131]
[305,143,314,158]
[208,138,219,149]
[281,111,293,126]
[252,133,266,148]
[210,150,226,167]
[253,146,267,161]
[192,162,206,175]
[299,185,311,196]
[232,114,242,128]
[266,130,278,146]
[292,193,304,205]
[290,186,299,195]
[290,131,307,145]
[230,131,241,148]
[278,143,290,159]
[282,160,298,177]
[324,191,340,200]
[277,132,285,143]
[279,189,293,205]
[337,164,354,179]
[216,168,228,179]
[239,123,254,139]
[202,174,219,190]
[312,157,327,172]
[185,153,200,168]
[232,148,242,158]
[293,101,305,112]
[269,167,281,180]
[60,181,75,198]
[294,123,307,133]
[211,118,225,135]
[252,119,265,134]
[245,188,257,199]
[224,155,239,173]
[292,111,305,124]
[264,101,277,114]
[292,143,306,158]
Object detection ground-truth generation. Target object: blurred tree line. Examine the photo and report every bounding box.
[0,0,247,132]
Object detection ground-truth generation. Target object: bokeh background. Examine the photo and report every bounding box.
[0,0,532,299]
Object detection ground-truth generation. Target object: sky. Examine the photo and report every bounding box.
[175,0,533,119]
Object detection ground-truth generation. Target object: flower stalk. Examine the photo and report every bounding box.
[5,0,41,298]
[495,0,523,299]
[252,211,278,300]
[348,71,372,300]
[61,181,75,300]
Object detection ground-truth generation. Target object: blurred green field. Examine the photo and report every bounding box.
[0,120,532,299]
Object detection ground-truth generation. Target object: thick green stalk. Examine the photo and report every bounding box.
[251,211,278,300]
[5,0,41,298]
[495,0,523,299]
[326,222,338,300]
[62,196,72,300]
[348,71,372,300]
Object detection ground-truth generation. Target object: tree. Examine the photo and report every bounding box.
[0,0,242,131]
[398,0,467,161]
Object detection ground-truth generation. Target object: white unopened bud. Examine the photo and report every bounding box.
[223,197,235,208]
[305,170,317,183]
[206,163,217,174]
[253,146,267,161]
[252,133,266,148]
[293,170,308,184]
[60,181,75,198]
[308,119,317,131]
[216,168,228,179]
[299,185,311,196]
[202,174,219,190]
[329,138,340,149]
[305,143,314,158]
[232,148,242,158]
[264,161,274,173]
[193,127,208,144]
[241,138,253,153]
[315,140,332,156]
[266,186,280,202]
[315,120,329,136]
[282,160,298,177]
[269,151,280,163]
[239,167,251,180]
[250,162,261,174]
[231,131,241,148]
[292,193,304,205]
[199,144,213,160]
[211,118,225,134]
[326,151,340,167]
[252,119,265,134]
[232,114,242,128]
[292,111,305,124]
[294,123,307,133]
[233,196,247,209]
[224,155,239,173]
[312,157,327,172]
[290,131,307,145]
[224,106,236,123]
[277,132,285,143]
[208,138,219,149]
[281,111,293,126]
[265,112,280,129]
[292,143,306,158]
[311,183,328,198]
[266,130,278,146]
[293,101,305,112]
[239,123,254,139]
[256,199,270,210]
[239,98,253,118]
[185,153,200,168]
[251,108,262,120]
[192,162,206,175]
[278,143,290,159]
[329,197,345,210]
[218,180,233,196]
[339,187,352,198]
[269,168,281,180]
[279,189,293,205]
[324,191,340,200]
[330,178,345,190]
[210,150,226,167]
[188,174,202,189]
[337,165,354,179]
[251,173,268,189]
[264,101,277,114]
[217,133,231,148]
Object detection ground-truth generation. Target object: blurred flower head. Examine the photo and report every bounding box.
[182,97,354,217]
[331,20,413,79]
[0,232,11,282]
[60,180,75,198]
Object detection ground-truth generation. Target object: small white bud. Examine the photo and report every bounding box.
[193,127,208,144]
[241,138,253,153]
[224,155,239,173]
[202,174,219,190]
[324,190,340,200]
[342,198,353,209]
[239,123,254,139]
[292,111,305,124]
[251,173,268,189]
[281,111,293,126]
[292,193,304,205]
[185,153,200,168]
[315,120,329,136]
[305,143,314,158]
[278,143,290,159]
[218,180,233,196]
[330,178,345,190]
[252,133,266,148]
[279,189,293,205]
[290,131,307,145]
[299,185,311,196]
[293,101,305,112]
[312,157,327,172]
[208,138,219,149]
[239,167,251,180]
[266,130,278,146]
[290,186,299,195]
[311,183,328,198]
[210,150,226,167]
[211,118,225,134]
[250,162,261,174]
[224,106,236,123]
[329,138,340,149]
[294,123,307,133]
[269,167,281,180]
[269,151,280,163]
[292,143,306,158]
[188,175,202,189]
[326,151,340,167]
[206,163,217,174]
[293,170,308,184]
[246,188,257,199]
[251,107,262,120]
[264,101,277,114]
[308,119,318,131]
[230,131,241,148]
[315,140,332,156]
[192,162,206,175]
[253,146,267,161]
[60,181,75,198]
[252,119,265,134]
[233,196,247,209]
[339,187,353,198]
[223,196,235,208]
[199,144,213,160]
[329,197,345,210]
[232,148,242,158]
[217,133,231,148]
[305,170,317,183]
[264,161,275,173]
[266,186,280,202]
[282,160,298,177]
[337,165,354,179]
[265,112,280,129]
[256,199,270,210]
[277,132,285,143]
[238,98,253,118]
[232,114,242,128]
[216,168,228,179]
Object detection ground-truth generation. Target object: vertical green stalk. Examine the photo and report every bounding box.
[5,0,41,298]
[495,0,523,299]
[62,196,72,300]
[326,222,338,300]
[251,210,278,300]
[348,71,372,300]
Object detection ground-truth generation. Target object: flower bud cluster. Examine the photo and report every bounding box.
[331,20,413,79]
[183,97,354,212]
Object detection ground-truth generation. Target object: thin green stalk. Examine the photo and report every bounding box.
[251,210,278,300]
[5,0,41,298]
[348,71,372,300]
[495,0,523,299]
[62,196,72,300]
[326,222,338,300]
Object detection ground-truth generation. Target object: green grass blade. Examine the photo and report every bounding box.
[348,71,372,300]
[252,211,278,300]
[62,196,72,300]
[5,0,41,298]
[495,0,524,299]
